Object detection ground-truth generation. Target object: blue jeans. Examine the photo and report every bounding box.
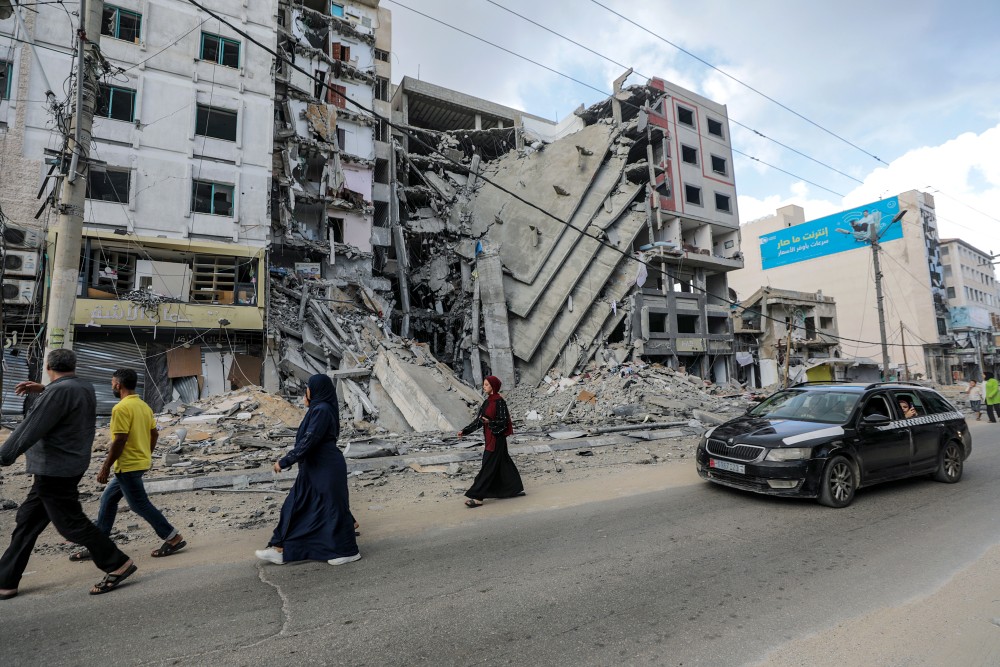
[96,470,177,541]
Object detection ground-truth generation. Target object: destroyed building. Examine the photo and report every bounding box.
[732,287,881,387]
[388,75,744,388]
[271,0,393,291]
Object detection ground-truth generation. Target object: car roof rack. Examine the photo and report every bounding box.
[863,381,928,390]
[789,381,850,388]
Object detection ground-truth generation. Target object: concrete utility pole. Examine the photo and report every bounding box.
[899,320,910,381]
[868,211,907,382]
[43,0,103,367]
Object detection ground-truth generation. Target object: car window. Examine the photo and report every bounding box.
[861,394,892,420]
[750,389,860,424]
[918,390,956,414]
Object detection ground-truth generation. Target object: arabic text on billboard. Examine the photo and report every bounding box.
[759,197,902,269]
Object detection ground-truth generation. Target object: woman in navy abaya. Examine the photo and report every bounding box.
[256,374,361,566]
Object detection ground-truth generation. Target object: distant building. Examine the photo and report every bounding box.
[938,238,1000,380]
[729,191,949,383]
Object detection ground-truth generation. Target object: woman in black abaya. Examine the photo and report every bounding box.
[459,375,524,507]
[255,374,361,566]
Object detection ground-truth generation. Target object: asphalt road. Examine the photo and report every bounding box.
[4,421,1000,667]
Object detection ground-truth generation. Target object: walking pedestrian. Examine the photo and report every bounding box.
[968,380,983,421]
[0,350,136,599]
[68,369,186,562]
[986,373,1000,423]
[458,375,524,508]
[255,374,360,566]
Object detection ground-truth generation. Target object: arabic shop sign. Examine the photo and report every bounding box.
[759,197,903,270]
[75,299,263,330]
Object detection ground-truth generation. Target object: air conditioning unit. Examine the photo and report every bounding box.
[2,225,43,249]
[1,279,36,305]
[1,249,39,278]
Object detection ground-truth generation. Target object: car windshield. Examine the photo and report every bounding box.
[749,390,860,424]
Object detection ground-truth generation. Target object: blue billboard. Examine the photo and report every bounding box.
[760,197,903,269]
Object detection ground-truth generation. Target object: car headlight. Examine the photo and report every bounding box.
[765,447,813,462]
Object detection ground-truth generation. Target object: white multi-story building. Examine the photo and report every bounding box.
[0,1,277,411]
[938,238,1000,380]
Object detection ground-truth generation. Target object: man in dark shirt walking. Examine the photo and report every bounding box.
[0,349,136,599]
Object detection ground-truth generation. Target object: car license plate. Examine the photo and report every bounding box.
[710,459,745,474]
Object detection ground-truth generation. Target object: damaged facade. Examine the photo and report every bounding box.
[271,0,392,290]
[733,287,878,386]
[388,75,743,388]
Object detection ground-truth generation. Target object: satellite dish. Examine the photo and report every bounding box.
[0,0,12,20]
[891,210,907,223]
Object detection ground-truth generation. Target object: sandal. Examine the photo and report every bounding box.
[69,549,92,562]
[89,562,137,595]
[151,539,187,558]
[464,499,483,508]
[0,589,17,600]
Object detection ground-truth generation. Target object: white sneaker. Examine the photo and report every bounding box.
[327,552,362,566]
[255,548,284,565]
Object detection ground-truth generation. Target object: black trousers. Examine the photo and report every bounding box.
[0,474,130,590]
[988,403,999,423]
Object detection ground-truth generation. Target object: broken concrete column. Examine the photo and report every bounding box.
[476,252,516,388]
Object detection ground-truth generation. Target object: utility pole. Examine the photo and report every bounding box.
[899,320,909,381]
[43,0,103,368]
[870,233,892,381]
[868,210,907,382]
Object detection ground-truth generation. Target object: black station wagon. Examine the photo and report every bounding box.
[695,382,971,507]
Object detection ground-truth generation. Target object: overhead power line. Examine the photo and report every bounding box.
[586,0,887,166]
[482,0,864,187]
[179,0,931,351]
[385,0,846,197]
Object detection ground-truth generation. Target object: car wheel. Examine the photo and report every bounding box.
[818,455,856,508]
[933,441,963,483]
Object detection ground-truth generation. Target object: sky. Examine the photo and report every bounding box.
[384,0,1000,254]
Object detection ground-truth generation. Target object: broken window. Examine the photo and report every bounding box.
[820,317,834,330]
[102,5,141,43]
[328,83,347,109]
[374,158,390,184]
[314,69,326,100]
[649,312,668,333]
[711,155,727,175]
[677,105,694,127]
[681,144,698,165]
[376,76,390,102]
[707,117,724,138]
[195,105,238,141]
[0,60,10,101]
[805,317,817,340]
[331,42,351,62]
[707,316,729,335]
[684,184,702,206]
[192,180,234,216]
[374,118,389,142]
[97,84,136,122]
[714,192,731,213]
[677,314,699,334]
[329,216,345,243]
[336,127,347,150]
[201,32,240,68]
[375,48,390,62]
[86,168,130,203]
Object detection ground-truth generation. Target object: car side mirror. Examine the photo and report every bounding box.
[862,414,890,427]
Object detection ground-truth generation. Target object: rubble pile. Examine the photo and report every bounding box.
[505,362,750,428]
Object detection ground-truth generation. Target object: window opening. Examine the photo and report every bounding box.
[86,169,131,203]
[201,33,240,68]
[684,184,702,206]
[711,154,727,175]
[681,144,698,165]
[677,105,694,127]
[195,105,238,141]
[102,6,141,43]
[192,180,234,216]
[707,117,723,137]
[97,84,136,122]
[715,192,731,213]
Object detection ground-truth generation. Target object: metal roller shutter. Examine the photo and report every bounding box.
[1,347,30,417]
[74,341,149,416]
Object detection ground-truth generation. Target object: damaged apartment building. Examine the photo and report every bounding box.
[387,75,744,387]
[271,0,393,290]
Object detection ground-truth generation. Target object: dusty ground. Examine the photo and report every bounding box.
[0,435,700,575]
[3,431,999,665]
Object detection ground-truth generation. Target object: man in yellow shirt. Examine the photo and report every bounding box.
[70,369,186,561]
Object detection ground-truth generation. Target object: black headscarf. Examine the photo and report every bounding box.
[307,374,338,407]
